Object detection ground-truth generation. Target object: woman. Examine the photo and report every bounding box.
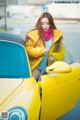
[25,12,64,80]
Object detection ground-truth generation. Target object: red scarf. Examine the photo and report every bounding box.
[42,28,53,41]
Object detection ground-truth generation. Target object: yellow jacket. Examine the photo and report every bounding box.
[25,29,64,71]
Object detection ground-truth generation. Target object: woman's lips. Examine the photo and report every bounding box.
[44,29,47,31]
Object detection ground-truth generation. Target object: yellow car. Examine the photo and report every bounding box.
[0,33,80,120]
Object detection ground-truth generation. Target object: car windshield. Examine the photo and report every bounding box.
[0,40,30,78]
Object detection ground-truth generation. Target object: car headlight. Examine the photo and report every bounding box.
[8,106,28,120]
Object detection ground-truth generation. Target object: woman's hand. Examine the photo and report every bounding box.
[49,56,54,64]
[43,48,49,55]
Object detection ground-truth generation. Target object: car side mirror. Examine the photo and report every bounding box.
[46,61,72,74]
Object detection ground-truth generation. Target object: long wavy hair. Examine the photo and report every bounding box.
[35,12,57,45]
[25,12,59,46]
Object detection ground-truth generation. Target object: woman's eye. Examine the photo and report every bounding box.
[41,22,44,25]
[41,22,49,25]
[46,22,49,25]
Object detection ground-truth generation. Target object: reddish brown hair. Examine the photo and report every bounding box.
[25,12,57,46]
[35,12,56,30]
[35,12,57,45]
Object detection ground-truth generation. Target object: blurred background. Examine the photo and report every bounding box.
[0,0,80,31]
[0,0,80,19]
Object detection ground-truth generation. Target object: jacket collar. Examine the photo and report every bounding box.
[52,29,62,43]
[27,29,62,43]
[27,29,39,41]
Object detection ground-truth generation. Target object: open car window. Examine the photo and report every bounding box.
[0,40,30,78]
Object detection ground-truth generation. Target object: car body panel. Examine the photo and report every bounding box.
[0,78,23,105]
[40,63,80,120]
[0,77,40,120]
[57,98,80,120]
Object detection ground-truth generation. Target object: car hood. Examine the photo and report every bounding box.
[0,78,23,105]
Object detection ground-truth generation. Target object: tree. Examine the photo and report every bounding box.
[0,0,7,29]
[4,0,7,29]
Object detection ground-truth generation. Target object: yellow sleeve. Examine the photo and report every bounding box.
[25,39,44,58]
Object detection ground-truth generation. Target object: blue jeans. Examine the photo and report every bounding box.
[36,54,48,79]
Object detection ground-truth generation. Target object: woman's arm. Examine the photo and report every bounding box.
[25,38,44,58]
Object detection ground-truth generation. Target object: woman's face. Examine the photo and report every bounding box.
[41,17,50,31]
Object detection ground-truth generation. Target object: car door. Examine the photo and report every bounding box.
[40,63,80,120]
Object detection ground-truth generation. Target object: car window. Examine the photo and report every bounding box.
[0,40,30,78]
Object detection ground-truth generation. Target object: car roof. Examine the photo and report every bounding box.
[0,32,24,45]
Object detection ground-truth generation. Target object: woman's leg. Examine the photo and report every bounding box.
[32,68,41,80]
